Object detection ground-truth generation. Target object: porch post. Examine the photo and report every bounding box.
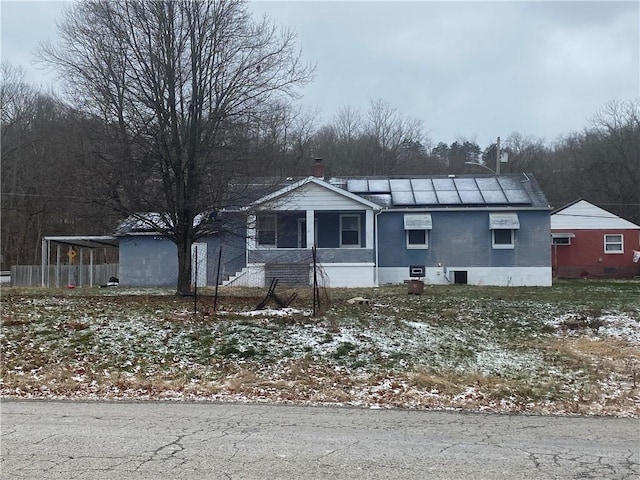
[247,214,257,253]
[89,249,94,287]
[41,238,47,287]
[79,249,84,287]
[306,210,315,248]
[365,210,374,248]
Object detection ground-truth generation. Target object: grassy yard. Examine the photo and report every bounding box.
[1,281,638,416]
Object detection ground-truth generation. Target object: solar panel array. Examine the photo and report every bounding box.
[346,176,532,206]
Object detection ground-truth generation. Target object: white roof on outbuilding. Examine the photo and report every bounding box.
[551,200,640,230]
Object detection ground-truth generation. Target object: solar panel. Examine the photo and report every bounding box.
[435,189,462,204]
[347,179,368,193]
[482,189,508,203]
[411,179,434,191]
[389,179,412,191]
[477,177,502,190]
[368,179,390,193]
[458,190,485,203]
[453,178,479,191]
[432,178,456,191]
[347,175,533,207]
[391,190,416,205]
[413,190,439,204]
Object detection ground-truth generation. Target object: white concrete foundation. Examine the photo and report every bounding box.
[377,266,552,287]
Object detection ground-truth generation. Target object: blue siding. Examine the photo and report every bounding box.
[377,210,550,268]
[119,236,178,287]
[119,231,247,287]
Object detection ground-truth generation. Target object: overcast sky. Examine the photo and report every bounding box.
[2,1,638,147]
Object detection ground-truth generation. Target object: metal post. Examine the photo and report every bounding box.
[56,244,61,288]
[41,238,47,287]
[79,249,84,287]
[496,136,501,175]
[193,246,198,317]
[89,249,94,287]
[213,247,222,312]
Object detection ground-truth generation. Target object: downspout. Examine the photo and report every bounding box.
[374,209,383,287]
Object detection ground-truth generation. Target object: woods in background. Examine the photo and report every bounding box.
[2,59,638,269]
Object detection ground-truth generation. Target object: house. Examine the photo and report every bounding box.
[550,200,640,279]
[113,163,553,288]
[223,164,552,288]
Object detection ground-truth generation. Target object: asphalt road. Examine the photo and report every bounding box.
[1,400,638,479]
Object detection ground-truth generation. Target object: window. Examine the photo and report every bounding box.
[492,229,514,248]
[552,236,571,245]
[257,214,276,247]
[407,229,428,248]
[489,213,518,249]
[604,234,623,253]
[404,214,431,249]
[340,214,361,247]
[552,233,574,245]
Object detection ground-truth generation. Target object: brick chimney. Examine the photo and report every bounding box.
[312,158,324,178]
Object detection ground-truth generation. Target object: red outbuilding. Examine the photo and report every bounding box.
[551,200,640,279]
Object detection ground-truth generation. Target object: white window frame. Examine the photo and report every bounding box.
[257,214,277,247]
[492,228,515,249]
[551,233,574,245]
[552,236,571,245]
[340,214,361,248]
[406,229,428,249]
[604,234,623,254]
[404,213,431,249]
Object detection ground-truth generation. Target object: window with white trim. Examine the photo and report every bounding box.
[492,229,514,248]
[407,229,428,248]
[404,213,431,249]
[552,233,574,245]
[604,234,623,253]
[489,213,519,249]
[552,236,571,245]
[340,214,361,247]
[257,214,276,247]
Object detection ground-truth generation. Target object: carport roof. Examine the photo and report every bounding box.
[43,236,119,249]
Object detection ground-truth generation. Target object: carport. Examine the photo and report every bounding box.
[40,236,119,287]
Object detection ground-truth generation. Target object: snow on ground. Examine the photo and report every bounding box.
[2,292,639,416]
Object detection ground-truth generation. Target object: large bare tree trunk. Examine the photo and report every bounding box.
[37,0,314,293]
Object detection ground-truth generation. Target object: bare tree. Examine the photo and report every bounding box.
[585,99,640,223]
[38,0,314,294]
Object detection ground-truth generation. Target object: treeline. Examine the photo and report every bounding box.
[2,63,638,268]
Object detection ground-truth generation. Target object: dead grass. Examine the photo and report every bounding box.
[1,282,638,415]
